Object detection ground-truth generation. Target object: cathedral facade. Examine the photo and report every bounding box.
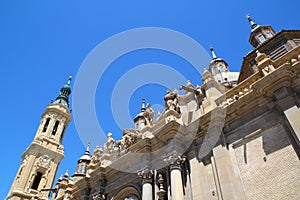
[6,17,300,200]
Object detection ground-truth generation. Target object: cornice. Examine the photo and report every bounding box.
[22,141,64,161]
[42,104,71,122]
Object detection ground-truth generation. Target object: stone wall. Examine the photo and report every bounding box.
[189,157,218,200]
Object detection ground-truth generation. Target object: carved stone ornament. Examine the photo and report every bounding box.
[92,191,105,200]
[37,155,51,169]
[91,145,103,164]
[164,153,186,170]
[115,129,142,154]
[138,169,154,184]
[22,155,29,166]
[164,89,181,114]
[157,174,166,200]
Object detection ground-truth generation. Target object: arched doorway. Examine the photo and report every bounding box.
[113,186,141,200]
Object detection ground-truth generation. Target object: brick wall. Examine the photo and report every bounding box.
[233,125,300,200]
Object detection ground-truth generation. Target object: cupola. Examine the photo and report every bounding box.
[247,15,276,48]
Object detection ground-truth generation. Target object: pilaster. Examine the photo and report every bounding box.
[274,87,300,149]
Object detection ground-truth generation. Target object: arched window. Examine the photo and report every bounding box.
[213,66,219,75]
[52,121,60,135]
[114,187,140,200]
[60,126,66,142]
[219,65,225,72]
[79,165,85,174]
[42,118,50,132]
[258,34,266,43]
[124,196,138,200]
[18,167,24,176]
[266,32,273,38]
[140,119,145,129]
[31,172,43,190]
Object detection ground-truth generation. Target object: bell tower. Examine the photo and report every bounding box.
[6,76,72,200]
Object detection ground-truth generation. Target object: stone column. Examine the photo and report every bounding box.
[164,154,185,200]
[138,169,153,200]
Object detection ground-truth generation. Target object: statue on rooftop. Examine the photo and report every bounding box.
[104,132,115,154]
[91,145,103,164]
[116,134,132,151]
[143,103,155,125]
[164,89,181,114]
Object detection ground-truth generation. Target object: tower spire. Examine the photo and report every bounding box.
[246,14,259,30]
[210,46,217,60]
[141,98,146,112]
[85,142,90,155]
[54,75,72,107]
[67,75,72,85]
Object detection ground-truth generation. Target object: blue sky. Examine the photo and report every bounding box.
[0,0,299,198]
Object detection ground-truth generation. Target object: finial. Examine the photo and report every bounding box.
[157,173,166,199]
[141,98,146,112]
[58,175,63,182]
[64,169,69,178]
[158,173,165,188]
[67,75,72,85]
[187,80,194,89]
[85,142,90,155]
[210,46,217,60]
[246,14,258,29]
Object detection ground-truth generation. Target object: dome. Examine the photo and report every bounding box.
[134,112,144,119]
[78,142,91,162]
[62,84,71,91]
[53,76,72,108]
[79,154,91,161]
